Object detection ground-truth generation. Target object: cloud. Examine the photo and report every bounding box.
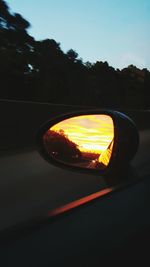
[121,53,146,68]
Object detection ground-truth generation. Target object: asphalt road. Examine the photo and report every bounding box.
[0,150,107,231]
[0,129,150,232]
[1,138,150,266]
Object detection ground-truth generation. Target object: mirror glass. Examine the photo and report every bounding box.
[43,115,114,170]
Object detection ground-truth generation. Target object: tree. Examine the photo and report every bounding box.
[0,0,150,108]
[66,49,78,62]
[43,130,81,162]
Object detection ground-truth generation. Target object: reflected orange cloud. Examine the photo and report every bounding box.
[50,115,114,154]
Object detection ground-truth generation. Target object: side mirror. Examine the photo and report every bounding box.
[36,110,139,175]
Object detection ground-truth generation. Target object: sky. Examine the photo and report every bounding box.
[51,115,114,153]
[6,0,150,70]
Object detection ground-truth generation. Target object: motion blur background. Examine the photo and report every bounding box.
[0,0,150,108]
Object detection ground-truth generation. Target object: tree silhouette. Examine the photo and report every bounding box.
[0,0,150,108]
[43,130,82,162]
[66,49,78,62]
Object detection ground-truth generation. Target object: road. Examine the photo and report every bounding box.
[0,150,107,231]
[0,129,150,232]
[1,130,150,266]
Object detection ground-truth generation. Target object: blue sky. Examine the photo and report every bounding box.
[6,0,150,70]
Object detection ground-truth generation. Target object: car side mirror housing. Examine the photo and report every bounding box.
[36,110,139,176]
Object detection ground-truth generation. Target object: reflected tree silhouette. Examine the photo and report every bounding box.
[43,130,82,162]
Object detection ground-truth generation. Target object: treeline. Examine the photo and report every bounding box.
[0,0,150,108]
[43,129,81,162]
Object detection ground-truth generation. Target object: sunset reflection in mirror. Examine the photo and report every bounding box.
[43,115,114,169]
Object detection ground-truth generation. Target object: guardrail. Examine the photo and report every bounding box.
[0,99,149,153]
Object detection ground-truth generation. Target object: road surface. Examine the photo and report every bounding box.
[0,150,107,231]
[0,129,150,232]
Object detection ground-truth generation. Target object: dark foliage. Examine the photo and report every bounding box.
[43,129,81,162]
[0,0,150,108]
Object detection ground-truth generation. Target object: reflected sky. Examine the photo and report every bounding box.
[50,115,114,153]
